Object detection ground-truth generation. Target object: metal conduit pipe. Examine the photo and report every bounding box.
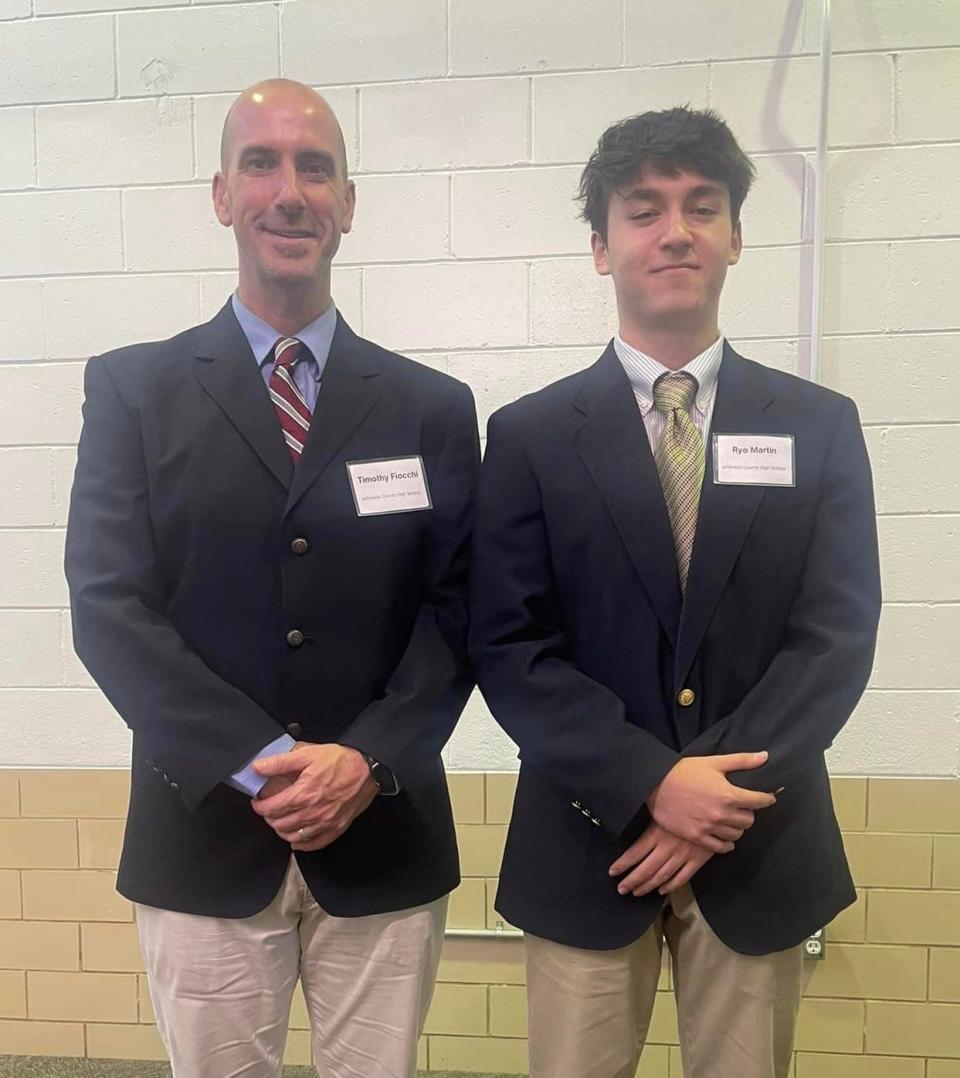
[445,925,523,940]
[808,0,832,384]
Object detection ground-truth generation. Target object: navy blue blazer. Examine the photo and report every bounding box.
[469,342,881,955]
[66,301,479,918]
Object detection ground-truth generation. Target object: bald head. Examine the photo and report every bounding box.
[219,79,348,179]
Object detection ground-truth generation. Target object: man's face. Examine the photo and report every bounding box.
[212,87,355,301]
[591,168,742,332]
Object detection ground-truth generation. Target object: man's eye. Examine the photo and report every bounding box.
[246,157,272,171]
[694,206,718,216]
[302,161,331,177]
[631,211,655,221]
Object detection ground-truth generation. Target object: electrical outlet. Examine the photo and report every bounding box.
[803,929,825,959]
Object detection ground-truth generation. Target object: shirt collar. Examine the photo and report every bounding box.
[231,292,338,381]
[614,333,724,416]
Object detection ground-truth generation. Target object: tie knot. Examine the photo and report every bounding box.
[653,372,699,415]
[273,337,303,371]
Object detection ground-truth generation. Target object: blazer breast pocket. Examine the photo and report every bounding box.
[752,487,816,516]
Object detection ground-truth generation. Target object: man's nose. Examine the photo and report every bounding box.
[274,163,306,212]
[660,212,692,248]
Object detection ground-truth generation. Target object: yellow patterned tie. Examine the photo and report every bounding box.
[653,372,704,591]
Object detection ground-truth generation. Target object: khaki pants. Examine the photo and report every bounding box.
[525,885,802,1078]
[137,858,447,1078]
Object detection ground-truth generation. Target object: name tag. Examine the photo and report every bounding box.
[712,434,795,487]
[346,455,432,516]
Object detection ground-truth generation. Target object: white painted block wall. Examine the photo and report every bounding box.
[0,0,957,776]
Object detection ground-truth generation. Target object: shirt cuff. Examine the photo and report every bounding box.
[225,733,296,797]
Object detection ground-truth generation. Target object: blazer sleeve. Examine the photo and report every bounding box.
[65,354,286,812]
[685,396,882,790]
[337,380,480,795]
[468,408,680,836]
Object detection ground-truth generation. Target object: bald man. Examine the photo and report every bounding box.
[65,80,480,1078]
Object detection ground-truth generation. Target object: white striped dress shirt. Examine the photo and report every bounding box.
[613,333,725,452]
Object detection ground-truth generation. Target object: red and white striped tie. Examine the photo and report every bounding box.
[269,337,312,463]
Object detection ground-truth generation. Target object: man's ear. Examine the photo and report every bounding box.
[212,172,232,228]
[340,179,357,236]
[728,219,743,266]
[591,230,611,276]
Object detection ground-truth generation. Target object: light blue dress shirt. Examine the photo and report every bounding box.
[231,291,337,413]
[225,293,338,797]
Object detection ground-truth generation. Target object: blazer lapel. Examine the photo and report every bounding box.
[574,344,682,647]
[192,301,293,490]
[675,346,775,689]
[285,314,382,517]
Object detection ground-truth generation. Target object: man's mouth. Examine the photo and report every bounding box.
[263,227,314,240]
[652,263,698,273]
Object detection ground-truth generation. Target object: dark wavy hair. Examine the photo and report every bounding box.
[578,106,756,241]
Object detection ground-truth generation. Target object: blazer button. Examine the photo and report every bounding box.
[677,688,696,707]
[291,537,309,556]
[286,722,303,738]
[286,629,305,648]
[169,782,180,792]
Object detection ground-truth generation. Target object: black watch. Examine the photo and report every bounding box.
[361,752,394,794]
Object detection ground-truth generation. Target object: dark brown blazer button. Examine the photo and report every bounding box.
[677,688,696,707]
[286,629,305,648]
[291,538,309,555]
[286,722,303,738]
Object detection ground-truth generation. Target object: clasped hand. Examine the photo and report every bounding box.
[250,742,377,852]
[609,751,777,898]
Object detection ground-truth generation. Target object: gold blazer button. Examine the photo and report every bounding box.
[677,688,696,707]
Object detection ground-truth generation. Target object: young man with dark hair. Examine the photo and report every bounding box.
[469,107,881,1078]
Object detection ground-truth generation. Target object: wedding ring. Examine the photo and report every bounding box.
[297,827,305,838]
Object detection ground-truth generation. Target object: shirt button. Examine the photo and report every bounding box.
[170,782,180,792]
[286,629,305,648]
[286,722,303,738]
[291,538,309,555]
[677,689,696,707]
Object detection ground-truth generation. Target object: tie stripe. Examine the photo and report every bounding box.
[271,361,310,411]
[282,430,305,456]
[268,337,312,463]
[653,372,704,591]
[270,390,310,431]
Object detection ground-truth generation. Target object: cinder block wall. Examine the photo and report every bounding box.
[0,0,957,773]
[1,0,958,1072]
[1,0,959,773]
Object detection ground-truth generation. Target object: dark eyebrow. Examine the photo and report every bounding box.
[685,184,725,200]
[621,183,725,202]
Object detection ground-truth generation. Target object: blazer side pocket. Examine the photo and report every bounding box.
[499,769,590,904]
[769,766,848,901]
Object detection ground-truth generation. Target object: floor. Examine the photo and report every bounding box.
[0,1059,519,1078]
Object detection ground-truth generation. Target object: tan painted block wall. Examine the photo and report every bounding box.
[1,770,959,1076]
